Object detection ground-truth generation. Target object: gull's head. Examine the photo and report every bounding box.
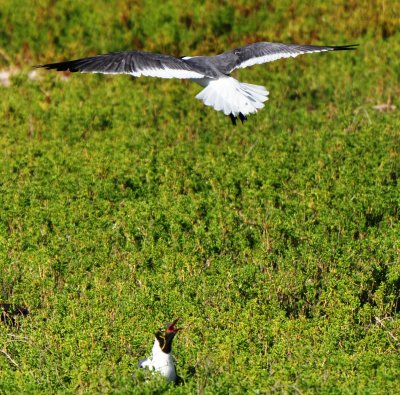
[155,318,181,354]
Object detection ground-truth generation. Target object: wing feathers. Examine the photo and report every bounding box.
[36,43,358,78]
[37,51,205,79]
[231,43,358,71]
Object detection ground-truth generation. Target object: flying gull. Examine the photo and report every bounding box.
[37,42,358,124]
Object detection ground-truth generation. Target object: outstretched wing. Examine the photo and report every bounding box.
[228,42,358,71]
[37,51,206,79]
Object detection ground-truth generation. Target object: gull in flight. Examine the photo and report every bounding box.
[37,42,357,124]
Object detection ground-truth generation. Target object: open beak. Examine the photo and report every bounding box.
[166,318,182,333]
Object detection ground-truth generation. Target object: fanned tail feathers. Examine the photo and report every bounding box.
[195,77,269,120]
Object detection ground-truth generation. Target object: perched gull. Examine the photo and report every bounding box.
[137,318,181,383]
[37,42,358,124]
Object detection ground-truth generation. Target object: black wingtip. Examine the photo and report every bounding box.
[35,63,55,70]
[230,113,237,126]
[34,61,79,72]
[330,44,359,51]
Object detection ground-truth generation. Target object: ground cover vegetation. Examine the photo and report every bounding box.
[0,0,399,393]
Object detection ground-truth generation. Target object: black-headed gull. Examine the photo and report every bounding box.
[138,318,181,383]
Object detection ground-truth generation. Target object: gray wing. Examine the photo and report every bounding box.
[37,51,206,79]
[138,357,151,368]
[226,42,358,72]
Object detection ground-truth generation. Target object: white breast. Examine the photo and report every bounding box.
[140,339,177,382]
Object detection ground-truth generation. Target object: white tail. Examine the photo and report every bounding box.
[194,77,269,116]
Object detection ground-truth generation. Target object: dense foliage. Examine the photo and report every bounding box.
[1,1,399,393]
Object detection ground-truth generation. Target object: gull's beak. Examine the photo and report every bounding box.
[166,318,182,333]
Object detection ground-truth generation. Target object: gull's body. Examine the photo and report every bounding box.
[38,42,357,124]
[138,318,181,383]
[139,337,178,382]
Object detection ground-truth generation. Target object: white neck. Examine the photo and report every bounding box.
[149,338,177,382]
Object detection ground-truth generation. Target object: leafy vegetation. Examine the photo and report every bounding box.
[1,0,399,393]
